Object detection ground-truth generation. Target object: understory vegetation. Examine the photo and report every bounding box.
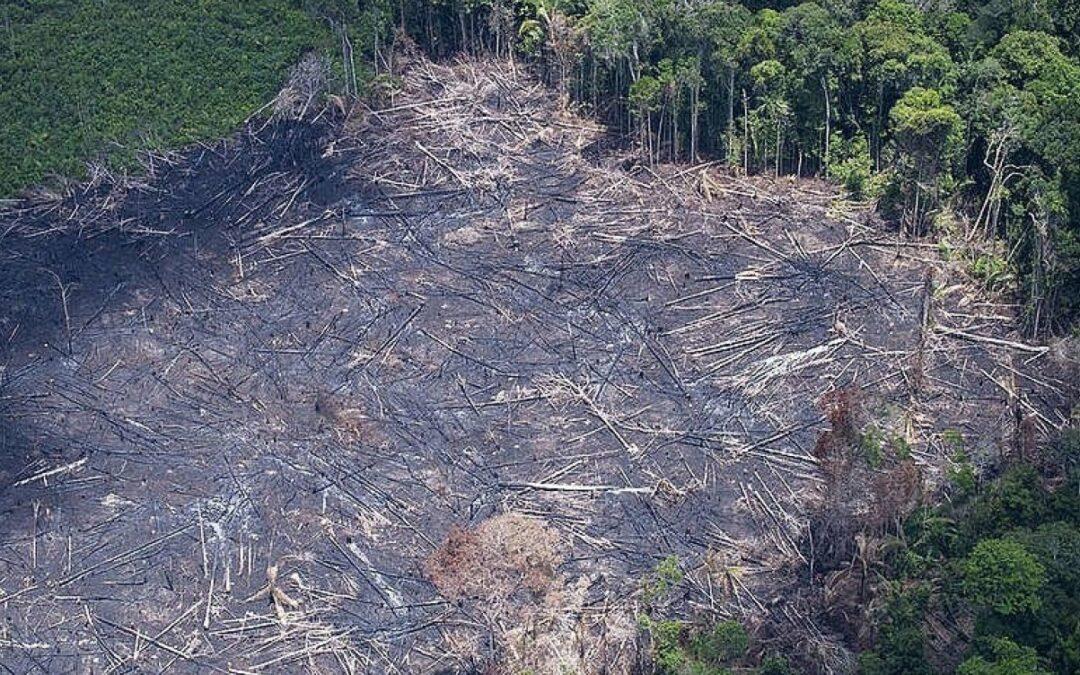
[858,431,1080,675]
[639,555,793,674]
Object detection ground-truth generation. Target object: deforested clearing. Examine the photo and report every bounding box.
[0,54,1075,673]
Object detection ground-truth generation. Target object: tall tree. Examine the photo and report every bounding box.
[854,0,957,167]
[777,2,848,174]
[888,86,963,235]
[968,30,1080,332]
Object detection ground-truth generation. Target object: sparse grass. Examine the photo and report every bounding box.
[0,1,332,196]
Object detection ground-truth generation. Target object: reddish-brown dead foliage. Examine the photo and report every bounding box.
[868,459,923,531]
[814,387,861,462]
[425,513,563,604]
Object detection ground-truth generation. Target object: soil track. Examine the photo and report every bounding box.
[0,56,1073,673]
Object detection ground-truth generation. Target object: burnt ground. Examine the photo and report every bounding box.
[0,56,1075,673]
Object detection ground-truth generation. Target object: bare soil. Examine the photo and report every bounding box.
[0,55,1073,673]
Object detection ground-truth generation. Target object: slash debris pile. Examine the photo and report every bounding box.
[0,54,1074,673]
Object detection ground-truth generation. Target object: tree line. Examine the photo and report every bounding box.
[312,0,1080,336]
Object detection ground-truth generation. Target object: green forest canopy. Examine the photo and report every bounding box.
[0,0,330,196]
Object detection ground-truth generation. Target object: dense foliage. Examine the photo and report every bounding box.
[0,0,331,196]
[859,431,1080,674]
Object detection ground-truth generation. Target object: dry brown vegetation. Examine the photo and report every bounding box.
[425,513,638,673]
[426,513,563,602]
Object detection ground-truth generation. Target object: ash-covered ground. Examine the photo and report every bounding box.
[0,56,1073,673]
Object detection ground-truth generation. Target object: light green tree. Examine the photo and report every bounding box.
[888,86,962,234]
[962,538,1046,615]
[957,637,1050,675]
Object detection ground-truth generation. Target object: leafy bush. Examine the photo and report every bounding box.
[756,656,792,674]
[956,637,1049,675]
[948,450,978,496]
[969,253,1014,292]
[640,555,754,673]
[891,433,912,460]
[962,538,1046,615]
[985,523,1080,671]
[942,428,965,450]
[897,507,959,576]
[964,466,1050,542]
[860,425,885,468]
[858,584,934,675]
[689,620,749,664]
[642,616,749,675]
[644,617,690,673]
[828,133,873,199]
[644,555,684,604]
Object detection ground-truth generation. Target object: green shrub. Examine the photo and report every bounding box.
[645,617,688,673]
[942,428,965,450]
[858,584,933,675]
[860,426,885,468]
[962,538,1045,615]
[898,507,959,575]
[689,620,749,664]
[957,637,1049,675]
[756,656,792,674]
[644,555,684,604]
[891,434,912,460]
[948,450,978,496]
[863,455,1078,673]
[964,466,1049,542]
[641,615,750,675]
[969,253,1015,293]
[828,133,873,198]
